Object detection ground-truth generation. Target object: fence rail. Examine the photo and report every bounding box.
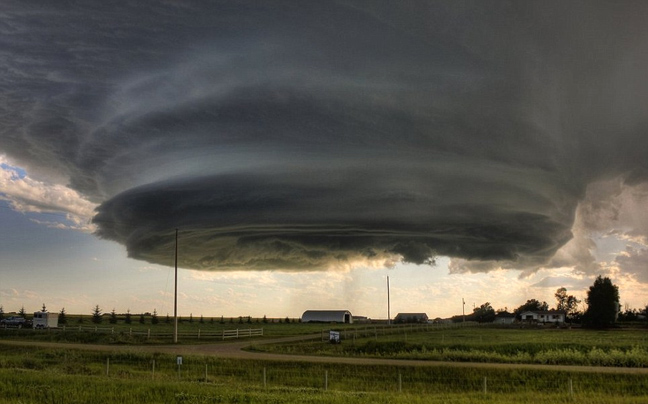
[0,325,263,340]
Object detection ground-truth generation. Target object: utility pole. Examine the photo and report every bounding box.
[387,276,391,325]
[174,228,178,344]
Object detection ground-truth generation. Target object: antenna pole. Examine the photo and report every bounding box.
[462,298,465,323]
[174,228,178,344]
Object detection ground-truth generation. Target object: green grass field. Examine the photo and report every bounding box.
[1,324,648,403]
[1,343,647,404]
[252,325,648,367]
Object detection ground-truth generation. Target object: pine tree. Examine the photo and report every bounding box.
[18,306,26,317]
[151,309,159,325]
[0,306,4,321]
[109,309,118,324]
[165,313,171,324]
[189,313,193,323]
[199,315,204,324]
[125,309,132,324]
[92,305,102,324]
[58,308,67,325]
[139,313,145,324]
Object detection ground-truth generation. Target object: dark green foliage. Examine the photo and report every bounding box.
[0,305,5,321]
[92,305,102,324]
[18,306,26,317]
[189,313,193,323]
[151,310,159,325]
[58,308,67,325]
[110,309,118,324]
[555,287,581,319]
[139,314,145,324]
[583,276,620,328]
[124,310,132,324]
[199,315,204,324]
[472,302,495,323]
[515,299,549,315]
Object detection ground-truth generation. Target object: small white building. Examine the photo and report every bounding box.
[519,310,565,324]
[494,312,516,324]
[301,310,353,324]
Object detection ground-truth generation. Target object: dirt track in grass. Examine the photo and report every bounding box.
[2,335,648,375]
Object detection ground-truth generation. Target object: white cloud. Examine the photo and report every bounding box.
[0,156,97,232]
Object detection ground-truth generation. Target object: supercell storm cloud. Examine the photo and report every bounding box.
[2,2,648,271]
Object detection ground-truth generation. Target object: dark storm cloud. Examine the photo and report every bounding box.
[2,1,648,270]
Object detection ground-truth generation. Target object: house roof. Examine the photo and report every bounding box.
[519,310,566,315]
[395,312,428,317]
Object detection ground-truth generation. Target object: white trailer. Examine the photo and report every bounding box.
[32,311,58,329]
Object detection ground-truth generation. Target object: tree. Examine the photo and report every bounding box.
[473,302,496,323]
[262,315,268,324]
[92,305,102,324]
[18,306,26,317]
[151,309,159,325]
[189,313,193,323]
[109,309,118,324]
[165,313,171,324]
[514,299,549,315]
[42,303,47,312]
[199,315,204,324]
[0,306,4,321]
[139,314,145,324]
[554,287,581,319]
[125,309,132,324]
[58,308,67,325]
[583,276,619,328]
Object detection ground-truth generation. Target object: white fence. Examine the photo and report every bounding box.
[0,325,263,340]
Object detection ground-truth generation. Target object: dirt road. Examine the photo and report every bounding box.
[2,335,648,375]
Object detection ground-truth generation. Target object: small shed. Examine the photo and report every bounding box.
[394,313,429,324]
[493,311,516,324]
[301,310,353,324]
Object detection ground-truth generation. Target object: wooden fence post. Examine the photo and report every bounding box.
[106,358,110,376]
[324,370,328,391]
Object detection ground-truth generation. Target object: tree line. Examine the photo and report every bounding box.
[456,276,641,328]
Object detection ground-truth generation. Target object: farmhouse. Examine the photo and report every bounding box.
[301,310,353,324]
[394,313,429,323]
[519,310,566,324]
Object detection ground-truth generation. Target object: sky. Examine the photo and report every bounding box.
[1,1,648,319]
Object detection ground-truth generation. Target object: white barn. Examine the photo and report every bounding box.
[301,310,353,324]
